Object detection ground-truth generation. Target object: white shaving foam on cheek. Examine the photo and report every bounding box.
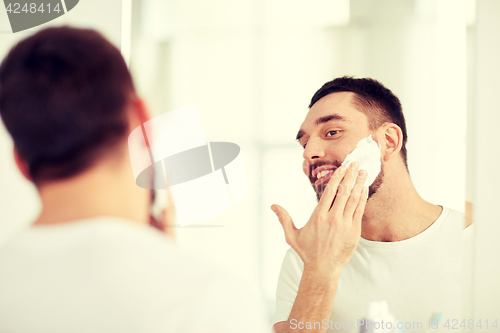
[340,135,382,187]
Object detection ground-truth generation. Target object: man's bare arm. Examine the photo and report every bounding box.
[273,267,340,333]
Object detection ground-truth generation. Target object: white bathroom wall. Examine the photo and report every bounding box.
[471,0,500,321]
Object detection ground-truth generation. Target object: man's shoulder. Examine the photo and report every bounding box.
[0,217,233,303]
[277,247,304,279]
[465,200,473,228]
[79,218,221,274]
[442,206,472,231]
[0,217,215,277]
[284,247,302,264]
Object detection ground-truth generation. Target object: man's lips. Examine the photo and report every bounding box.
[314,171,335,187]
[311,165,338,180]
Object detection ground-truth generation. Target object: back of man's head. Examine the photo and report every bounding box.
[0,26,135,185]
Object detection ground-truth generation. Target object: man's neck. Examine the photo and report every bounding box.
[34,157,150,227]
[361,168,443,242]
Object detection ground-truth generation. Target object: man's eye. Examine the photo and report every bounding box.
[302,142,307,149]
[326,130,339,137]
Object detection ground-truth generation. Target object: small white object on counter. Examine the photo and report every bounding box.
[362,300,398,333]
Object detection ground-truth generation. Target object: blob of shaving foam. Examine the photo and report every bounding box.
[341,135,381,187]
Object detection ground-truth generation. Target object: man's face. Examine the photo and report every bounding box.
[297,92,383,201]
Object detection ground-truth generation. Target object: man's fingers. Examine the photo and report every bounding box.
[353,186,369,229]
[271,204,298,247]
[162,208,175,239]
[317,166,347,213]
[163,184,176,240]
[330,162,360,214]
[343,170,368,219]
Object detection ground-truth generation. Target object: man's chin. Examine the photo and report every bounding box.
[313,185,373,203]
[313,183,330,202]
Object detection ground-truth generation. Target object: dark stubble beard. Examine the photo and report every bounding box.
[313,166,385,202]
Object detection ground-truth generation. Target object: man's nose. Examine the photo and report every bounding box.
[302,137,325,162]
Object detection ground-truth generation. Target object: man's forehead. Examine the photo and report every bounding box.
[300,92,358,129]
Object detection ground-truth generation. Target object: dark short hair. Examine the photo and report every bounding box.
[0,26,134,184]
[309,76,408,168]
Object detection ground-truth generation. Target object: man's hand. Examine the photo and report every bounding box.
[161,185,176,239]
[272,162,368,277]
[149,185,176,240]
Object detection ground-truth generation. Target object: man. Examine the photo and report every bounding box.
[271,77,472,333]
[0,27,268,333]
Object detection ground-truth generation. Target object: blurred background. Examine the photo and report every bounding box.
[1,0,499,324]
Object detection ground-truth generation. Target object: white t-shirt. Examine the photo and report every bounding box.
[0,217,269,333]
[273,207,473,333]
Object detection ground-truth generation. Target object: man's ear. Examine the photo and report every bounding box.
[379,123,403,162]
[13,146,32,182]
[128,95,152,130]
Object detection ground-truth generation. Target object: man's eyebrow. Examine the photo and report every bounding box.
[315,113,348,126]
[296,130,306,141]
[296,113,348,142]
